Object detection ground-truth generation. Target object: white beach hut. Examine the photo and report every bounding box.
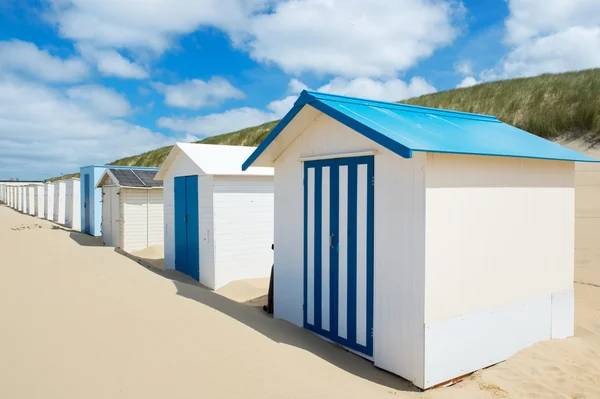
[34,185,45,217]
[27,186,36,215]
[242,91,600,389]
[155,143,274,290]
[44,183,55,221]
[96,168,164,252]
[65,179,81,230]
[53,181,66,224]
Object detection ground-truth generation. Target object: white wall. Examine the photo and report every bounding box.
[148,189,164,248]
[424,154,575,323]
[272,111,427,386]
[212,176,274,289]
[197,175,215,289]
[422,153,575,388]
[121,188,164,252]
[162,152,204,270]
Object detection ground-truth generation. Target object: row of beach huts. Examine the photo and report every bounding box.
[1,91,599,389]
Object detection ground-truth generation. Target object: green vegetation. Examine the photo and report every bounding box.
[46,68,600,181]
[46,173,80,182]
[402,69,600,145]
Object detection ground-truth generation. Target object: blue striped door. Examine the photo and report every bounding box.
[304,156,374,356]
[174,176,200,280]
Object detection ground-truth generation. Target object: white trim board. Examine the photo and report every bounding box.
[423,293,560,388]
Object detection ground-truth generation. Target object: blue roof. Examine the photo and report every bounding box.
[243,90,599,170]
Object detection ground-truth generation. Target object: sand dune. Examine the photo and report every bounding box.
[0,204,599,398]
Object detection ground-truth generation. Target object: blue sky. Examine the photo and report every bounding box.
[1,0,599,180]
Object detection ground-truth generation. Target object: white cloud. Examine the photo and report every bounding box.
[0,40,88,82]
[157,107,275,137]
[502,0,600,77]
[317,76,437,101]
[77,44,148,79]
[244,0,462,77]
[153,77,245,109]
[158,75,437,137]
[66,84,132,117]
[47,0,268,53]
[456,76,480,88]
[454,60,473,75]
[505,0,600,45]
[46,0,462,79]
[0,75,175,180]
[503,26,600,77]
[289,78,309,94]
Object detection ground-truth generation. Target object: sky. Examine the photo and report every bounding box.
[1,0,599,180]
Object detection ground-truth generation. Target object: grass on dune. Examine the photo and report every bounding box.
[46,68,600,181]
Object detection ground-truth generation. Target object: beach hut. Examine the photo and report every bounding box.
[80,165,160,236]
[34,185,45,218]
[27,186,36,215]
[53,181,66,224]
[155,143,274,290]
[0,183,5,203]
[65,179,81,230]
[96,168,163,252]
[44,183,55,220]
[18,186,24,212]
[241,91,600,389]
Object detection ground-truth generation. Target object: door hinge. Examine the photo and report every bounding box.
[372,176,375,186]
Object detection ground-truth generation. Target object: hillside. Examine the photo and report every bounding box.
[47,68,600,180]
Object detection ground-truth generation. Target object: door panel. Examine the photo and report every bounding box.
[174,176,200,281]
[304,156,374,356]
[84,174,90,233]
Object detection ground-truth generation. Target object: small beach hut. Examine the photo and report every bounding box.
[80,165,160,236]
[96,168,164,252]
[155,143,274,290]
[27,186,36,215]
[53,181,66,224]
[18,186,24,212]
[34,185,45,218]
[65,179,81,230]
[44,183,55,220]
[242,91,600,389]
[0,183,5,203]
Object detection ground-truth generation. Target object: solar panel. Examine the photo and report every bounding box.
[109,169,162,188]
[134,170,162,187]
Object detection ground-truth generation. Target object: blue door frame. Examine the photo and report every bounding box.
[303,155,374,356]
[174,176,200,280]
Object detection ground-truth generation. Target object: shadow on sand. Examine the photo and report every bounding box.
[113,248,418,393]
[66,230,103,247]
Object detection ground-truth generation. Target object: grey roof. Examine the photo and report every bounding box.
[109,169,162,188]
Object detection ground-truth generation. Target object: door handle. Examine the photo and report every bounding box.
[330,234,334,248]
[184,214,188,223]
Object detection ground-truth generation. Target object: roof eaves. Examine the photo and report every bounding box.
[242,102,307,170]
[308,100,413,159]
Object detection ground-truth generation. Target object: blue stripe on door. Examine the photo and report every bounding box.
[303,156,374,357]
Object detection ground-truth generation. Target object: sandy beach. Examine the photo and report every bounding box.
[1,204,599,398]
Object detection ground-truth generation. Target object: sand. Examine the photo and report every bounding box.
[1,204,600,398]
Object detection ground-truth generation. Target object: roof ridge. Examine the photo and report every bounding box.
[303,90,498,122]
